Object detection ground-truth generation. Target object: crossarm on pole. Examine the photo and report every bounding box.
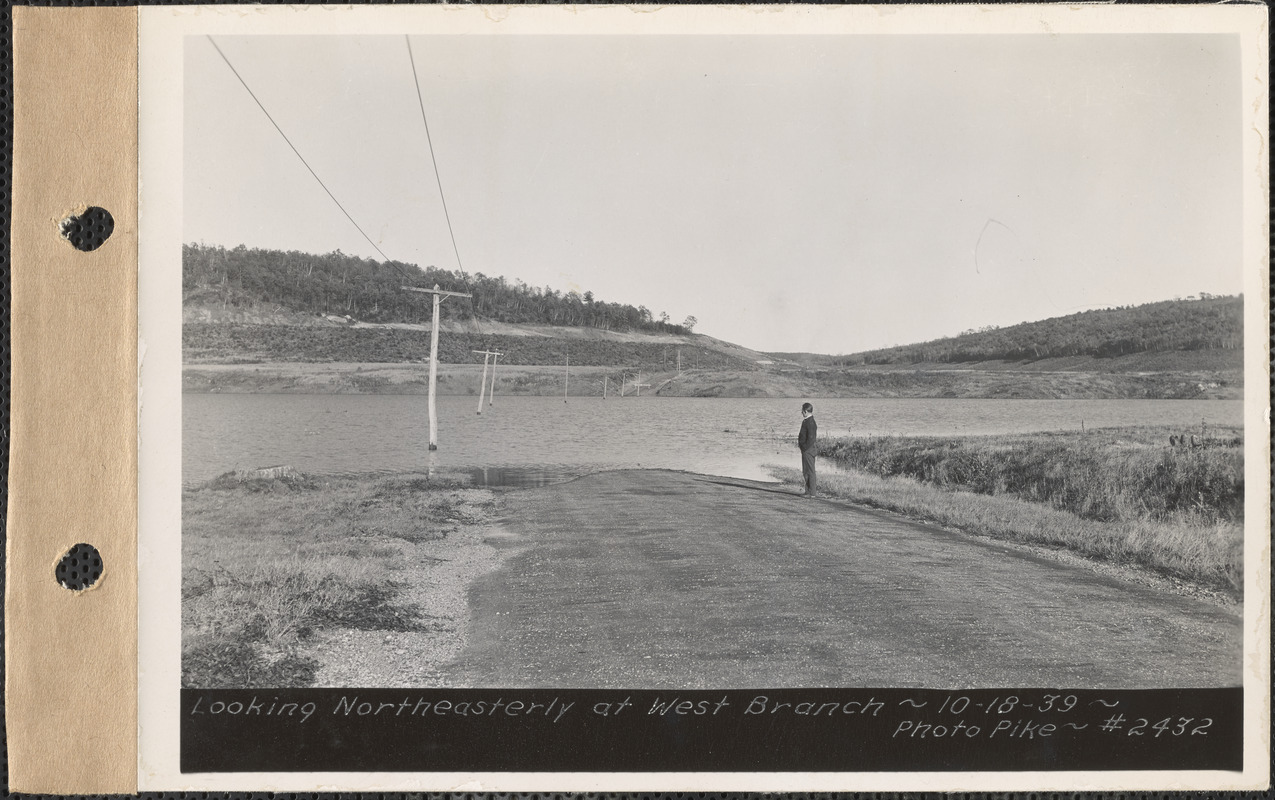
[402,285,472,299]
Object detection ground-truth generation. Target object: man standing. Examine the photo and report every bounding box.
[797,402,817,497]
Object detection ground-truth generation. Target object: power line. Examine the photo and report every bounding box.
[405,35,469,283]
[206,35,416,283]
[405,35,485,335]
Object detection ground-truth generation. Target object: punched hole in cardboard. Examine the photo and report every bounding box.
[55,543,103,591]
[59,206,114,252]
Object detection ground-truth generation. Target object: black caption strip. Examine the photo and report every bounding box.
[182,687,1241,773]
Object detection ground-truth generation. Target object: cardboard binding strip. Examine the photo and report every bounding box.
[7,7,139,793]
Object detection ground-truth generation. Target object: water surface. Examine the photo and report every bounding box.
[183,394,1242,486]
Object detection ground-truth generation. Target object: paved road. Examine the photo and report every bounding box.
[444,470,1241,688]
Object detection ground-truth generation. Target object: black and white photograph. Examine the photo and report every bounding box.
[135,4,1268,791]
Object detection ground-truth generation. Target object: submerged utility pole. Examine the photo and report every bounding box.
[471,349,503,414]
[403,284,471,450]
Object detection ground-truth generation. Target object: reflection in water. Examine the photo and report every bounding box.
[465,465,592,488]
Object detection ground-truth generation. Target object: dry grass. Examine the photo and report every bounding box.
[819,425,1243,523]
[182,470,482,687]
[771,446,1243,597]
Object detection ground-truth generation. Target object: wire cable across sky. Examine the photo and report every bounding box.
[206,35,415,281]
[405,35,470,284]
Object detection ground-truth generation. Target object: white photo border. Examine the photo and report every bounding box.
[138,4,1270,791]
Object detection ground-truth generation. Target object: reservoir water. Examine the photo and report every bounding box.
[182,394,1243,486]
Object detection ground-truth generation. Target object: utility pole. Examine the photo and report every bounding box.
[403,284,471,450]
[564,353,569,403]
[471,349,503,414]
[634,370,650,397]
[603,375,608,399]
[677,348,682,372]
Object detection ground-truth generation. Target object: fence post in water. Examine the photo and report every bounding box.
[564,353,569,403]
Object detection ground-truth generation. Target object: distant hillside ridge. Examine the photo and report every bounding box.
[824,295,1242,366]
[183,243,696,336]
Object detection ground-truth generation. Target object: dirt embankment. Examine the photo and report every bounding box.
[185,303,773,363]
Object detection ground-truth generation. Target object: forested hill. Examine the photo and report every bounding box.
[183,243,696,335]
[829,296,1243,366]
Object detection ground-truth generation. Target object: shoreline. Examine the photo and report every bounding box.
[181,360,1243,400]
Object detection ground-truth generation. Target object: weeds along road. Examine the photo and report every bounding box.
[443,469,1241,689]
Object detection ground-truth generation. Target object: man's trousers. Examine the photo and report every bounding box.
[801,449,817,496]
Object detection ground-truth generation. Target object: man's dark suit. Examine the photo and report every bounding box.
[798,415,817,496]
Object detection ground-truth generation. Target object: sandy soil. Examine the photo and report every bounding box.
[306,490,524,688]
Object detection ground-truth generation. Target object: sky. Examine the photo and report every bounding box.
[184,33,1243,354]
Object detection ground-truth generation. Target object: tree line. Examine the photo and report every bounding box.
[183,243,697,335]
[836,295,1243,366]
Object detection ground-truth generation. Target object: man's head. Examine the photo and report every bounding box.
[801,402,814,417]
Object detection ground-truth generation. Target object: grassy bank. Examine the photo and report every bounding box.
[182,469,495,688]
[819,426,1243,523]
[776,426,1244,594]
